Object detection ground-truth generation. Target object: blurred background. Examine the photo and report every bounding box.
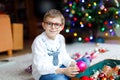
[0,0,120,58]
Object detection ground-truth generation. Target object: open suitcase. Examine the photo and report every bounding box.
[75,59,120,80]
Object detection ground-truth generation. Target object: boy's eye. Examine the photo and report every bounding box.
[54,23,60,26]
[47,22,53,26]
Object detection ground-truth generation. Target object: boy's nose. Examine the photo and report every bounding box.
[51,24,56,29]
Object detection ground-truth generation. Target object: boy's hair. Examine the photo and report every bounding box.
[43,9,65,25]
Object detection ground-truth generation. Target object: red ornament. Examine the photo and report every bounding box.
[118,69,120,75]
[98,72,107,79]
[98,48,106,53]
[109,75,114,80]
[89,77,95,80]
[85,37,90,42]
[101,77,107,80]
[80,76,90,80]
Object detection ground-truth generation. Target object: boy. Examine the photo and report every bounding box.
[32,9,79,80]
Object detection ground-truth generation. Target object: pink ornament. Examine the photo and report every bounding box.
[72,53,81,60]
[90,52,97,59]
[76,60,87,72]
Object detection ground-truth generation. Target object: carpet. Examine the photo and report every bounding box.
[0,42,120,80]
[0,54,33,80]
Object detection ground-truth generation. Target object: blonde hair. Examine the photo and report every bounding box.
[43,9,65,25]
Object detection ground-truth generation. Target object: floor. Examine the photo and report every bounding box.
[0,39,120,60]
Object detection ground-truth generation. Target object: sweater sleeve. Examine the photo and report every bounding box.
[59,35,75,67]
[32,37,58,75]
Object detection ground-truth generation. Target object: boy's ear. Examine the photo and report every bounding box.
[42,22,45,29]
[61,25,64,31]
[42,22,44,26]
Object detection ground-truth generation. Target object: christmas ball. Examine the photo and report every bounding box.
[103,65,112,77]
[89,77,95,80]
[98,72,107,79]
[76,60,87,72]
[109,75,114,80]
[101,77,107,80]
[98,48,106,53]
[80,76,90,80]
[90,52,98,59]
[118,69,120,75]
[73,53,81,60]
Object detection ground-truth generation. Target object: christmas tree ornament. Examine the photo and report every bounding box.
[72,53,81,60]
[98,72,107,79]
[101,77,107,80]
[89,77,96,80]
[90,52,98,59]
[80,76,90,80]
[98,48,107,53]
[109,75,114,80]
[118,69,120,75]
[103,65,113,77]
[76,60,87,72]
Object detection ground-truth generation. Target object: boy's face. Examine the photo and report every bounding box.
[42,17,64,40]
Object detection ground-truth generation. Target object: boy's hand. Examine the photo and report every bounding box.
[63,66,79,77]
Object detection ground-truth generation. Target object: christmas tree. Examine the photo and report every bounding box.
[63,0,120,42]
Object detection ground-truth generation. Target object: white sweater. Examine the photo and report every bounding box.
[32,32,74,80]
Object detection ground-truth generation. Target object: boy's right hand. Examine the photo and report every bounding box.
[63,66,79,77]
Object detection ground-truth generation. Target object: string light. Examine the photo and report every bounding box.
[88,3,91,7]
[65,9,69,12]
[109,21,113,24]
[90,36,93,40]
[69,2,72,7]
[93,2,97,6]
[73,17,77,21]
[74,32,77,37]
[115,11,119,14]
[100,27,105,32]
[66,29,70,33]
[81,0,85,3]
[105,32,108,36]
[78,37,82,41]
[115,24,120,28]
[103,8,107,12]
[98,11,101,14]
[71,10,75,14]
[80,24,84,28]
[85,13,89,17]
[88,16,92,19]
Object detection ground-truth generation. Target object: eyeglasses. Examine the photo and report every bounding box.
[44,22,62,28]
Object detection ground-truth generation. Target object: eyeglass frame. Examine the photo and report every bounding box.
[43,21,63,28]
